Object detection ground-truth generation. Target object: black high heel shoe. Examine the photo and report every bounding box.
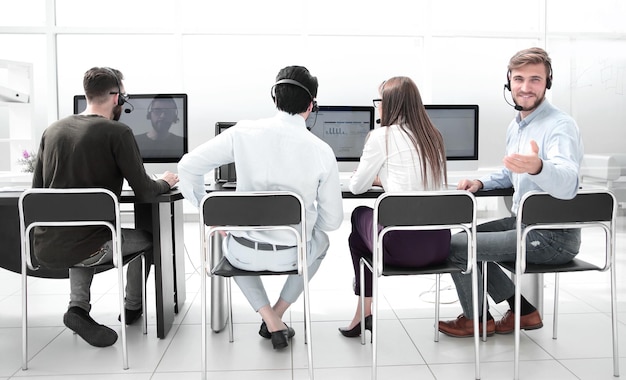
[338,315,372,338]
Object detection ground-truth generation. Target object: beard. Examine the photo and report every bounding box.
[152,120,173,134]
[514,90,546,113]
[112,105,123,121]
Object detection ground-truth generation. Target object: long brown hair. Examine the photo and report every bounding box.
[379,76,447,188]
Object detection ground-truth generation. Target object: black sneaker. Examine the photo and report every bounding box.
[259,321,295,339]
[63,307,118,347]
[118,308,143,325]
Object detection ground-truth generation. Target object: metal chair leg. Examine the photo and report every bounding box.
[226,278,234,343]
[201,246,208,380]
[302,267,314,379]
[142,255,148,335]
[610,266,620,377]
[21,266,28,370]
[552,273,559,340]
[482,261,488,342]
[514,272,522,380]
[118,261,129,370]
[371,270,379,380]
[434,273,441,342]
[360,258,367,346]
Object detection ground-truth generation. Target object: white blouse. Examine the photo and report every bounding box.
[349,124,444,194]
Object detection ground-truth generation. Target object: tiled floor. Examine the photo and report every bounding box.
[1,201,625,380]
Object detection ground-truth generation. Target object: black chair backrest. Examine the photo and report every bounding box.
[20,190,117,227]
[377,192,474,227]
[202,193,302,227]
[520,191,615,226]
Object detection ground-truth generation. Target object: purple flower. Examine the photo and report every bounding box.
[22,150,31,159]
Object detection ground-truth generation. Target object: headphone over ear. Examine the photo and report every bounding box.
[271,78,319,112]
[505,63,553,91]
[103,67,126,106]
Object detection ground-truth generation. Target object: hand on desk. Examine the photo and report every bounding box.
[161,171,179,189]
[456,179,484,193]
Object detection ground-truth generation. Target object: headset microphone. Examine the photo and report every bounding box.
[124,100,135,113]
[503,84,523,111]
[503,63,553,111]
[376,118,381,124]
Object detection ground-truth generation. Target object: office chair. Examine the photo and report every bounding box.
[495,189,618,379]
[19,188,147,371]
[200,191,313,380]
[359,190,481,380]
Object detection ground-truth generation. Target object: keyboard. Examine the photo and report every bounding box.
[122,179,178,191]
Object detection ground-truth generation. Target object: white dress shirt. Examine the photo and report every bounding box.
[178,111,344,245]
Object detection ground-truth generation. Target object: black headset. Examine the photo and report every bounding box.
[271,78,319,112]
[505,62,553,91]
[102,67,126,106]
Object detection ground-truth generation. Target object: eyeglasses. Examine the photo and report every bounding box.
[372,98,382,108]
[109,91,129,103]
[150,108,177,117]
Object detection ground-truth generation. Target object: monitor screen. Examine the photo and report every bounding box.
[424,105,479,161]
[214,122,237,183]
[305,105,375,161]
[73,93,188,163]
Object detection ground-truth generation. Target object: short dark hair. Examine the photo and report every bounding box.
[83,67,123,104]
[273,66,318,115]
[149,94,178,110]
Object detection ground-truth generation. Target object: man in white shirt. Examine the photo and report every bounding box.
[177,65,343,350]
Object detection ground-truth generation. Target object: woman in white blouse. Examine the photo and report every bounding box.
[339,76,451,337]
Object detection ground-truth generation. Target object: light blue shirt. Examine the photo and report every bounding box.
[177,111,344,243]
[480,99,584,215]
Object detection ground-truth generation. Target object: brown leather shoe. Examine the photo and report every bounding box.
[495,309,543,334]
[438,314,495,338]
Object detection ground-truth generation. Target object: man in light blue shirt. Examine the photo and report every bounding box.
[439,47,584,337]
[178,66,343,349]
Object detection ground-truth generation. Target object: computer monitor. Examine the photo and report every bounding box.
[425,104,479,171]
[305,105,375,162]
[73,93,188,164]
[214,122,237,184]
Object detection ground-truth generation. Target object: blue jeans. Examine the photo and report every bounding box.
[448,217,581,319]
[69,228,153,312]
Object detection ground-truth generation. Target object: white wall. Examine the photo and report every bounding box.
[1,0,625,172]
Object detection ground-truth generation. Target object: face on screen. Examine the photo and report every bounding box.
[148,99,179,134]
[74,94,188,163]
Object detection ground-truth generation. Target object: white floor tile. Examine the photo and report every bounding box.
[0,213,623,379]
